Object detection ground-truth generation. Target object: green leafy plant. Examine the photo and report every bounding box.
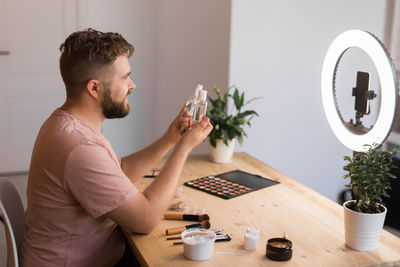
[343,145,397,213]
[206,85,260,148]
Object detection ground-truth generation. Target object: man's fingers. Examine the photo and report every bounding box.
[180,116,192,123]
[177,105,187,118]
[190,117,212,135]
[202,119,213,134]
[178,119,193,134]
[182,109,193,119]
[200,117,210,126]
[178,125,187,135]
[182,105,192,115]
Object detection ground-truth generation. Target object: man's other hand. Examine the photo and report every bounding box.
[164,106,193,146]
[178,116,212,151]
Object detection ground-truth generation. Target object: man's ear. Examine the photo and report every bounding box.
[86,79,101,99]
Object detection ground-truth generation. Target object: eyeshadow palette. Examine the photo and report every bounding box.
[184,170,279,199]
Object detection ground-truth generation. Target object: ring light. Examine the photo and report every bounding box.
[321,30,398,152]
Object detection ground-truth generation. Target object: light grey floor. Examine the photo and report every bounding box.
[0,174,399,266]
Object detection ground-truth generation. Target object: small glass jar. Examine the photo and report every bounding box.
[266,237,293,261]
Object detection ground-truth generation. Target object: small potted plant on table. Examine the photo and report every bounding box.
[343,144,397,251]
[206,85,260,163]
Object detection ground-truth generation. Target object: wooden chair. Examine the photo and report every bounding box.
[0,178,24,267]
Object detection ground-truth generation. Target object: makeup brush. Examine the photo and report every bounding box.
[165,220,210,235]
[167,231,227,240]
[172,234,231,245]
[163,213,210,222]
[166,229,223,240]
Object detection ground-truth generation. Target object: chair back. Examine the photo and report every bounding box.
[0,178,25,267]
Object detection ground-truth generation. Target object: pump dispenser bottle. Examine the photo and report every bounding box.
[186,84,203,113]
[194,90,207,121]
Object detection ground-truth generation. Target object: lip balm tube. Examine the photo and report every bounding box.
[244,232,258,251]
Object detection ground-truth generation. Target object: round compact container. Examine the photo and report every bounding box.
[181,228,216,261]
[266,238,293,261]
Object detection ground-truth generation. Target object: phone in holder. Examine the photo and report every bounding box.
[352,71,371,115]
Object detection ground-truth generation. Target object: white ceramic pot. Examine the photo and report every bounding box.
[209,138,235,163]
[343,200,387,251]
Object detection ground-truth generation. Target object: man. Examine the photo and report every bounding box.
[19,28,212,266]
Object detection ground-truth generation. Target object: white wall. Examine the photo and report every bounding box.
[229,0,388,201]
[0,0,230,173]
[79,0,231,156]
[389,0,400,70]
[152,0,231,154]
[3,0,395,204]
[0,0,71,173]
[79,0,157,157]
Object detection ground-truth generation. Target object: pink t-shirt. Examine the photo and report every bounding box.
[19,109,138,267]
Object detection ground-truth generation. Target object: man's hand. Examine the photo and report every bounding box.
[164,105,193,146]
[112,116,212,234]
[178,116,213,151]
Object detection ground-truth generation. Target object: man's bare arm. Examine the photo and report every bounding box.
[120,106,192,182]
[108,117,212,234]
[120,135,174,183]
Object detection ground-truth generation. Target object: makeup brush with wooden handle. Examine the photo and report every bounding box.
[172,234,231,245]
[165,220,210,235]
[163,213,210,222]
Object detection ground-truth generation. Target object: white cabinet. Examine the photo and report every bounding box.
[0,0,75,173]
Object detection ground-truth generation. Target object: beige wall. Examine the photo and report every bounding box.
[80,0,231,156]
[229,0,390,201]
[152,0,231,154]
[0,0,231,173]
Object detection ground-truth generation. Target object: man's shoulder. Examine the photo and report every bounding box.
[31,108,120,173]
[43,109,102,146]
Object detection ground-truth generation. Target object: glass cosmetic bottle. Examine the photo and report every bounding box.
[194,90,207,121]
[186,84,203,116]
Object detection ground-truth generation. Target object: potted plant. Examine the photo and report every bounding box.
[206,85,260,163]
[342,144,397,251]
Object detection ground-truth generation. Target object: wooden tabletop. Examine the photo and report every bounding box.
[124,153,400,267]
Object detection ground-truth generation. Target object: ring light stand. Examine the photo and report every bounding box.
[321,30,399,152]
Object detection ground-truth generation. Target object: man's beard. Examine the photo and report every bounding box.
[101,87,130,119]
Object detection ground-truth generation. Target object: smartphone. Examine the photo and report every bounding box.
[353,71,371,115]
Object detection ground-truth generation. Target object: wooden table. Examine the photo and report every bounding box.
[125,153,400,267]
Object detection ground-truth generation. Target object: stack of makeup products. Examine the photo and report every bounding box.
[164,213,231,244]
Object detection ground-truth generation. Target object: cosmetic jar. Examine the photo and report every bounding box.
[181,228,216,260]
[244,232,258,251]
[266,238,293,261]
[247,227,260,236]
[244,227,260,251]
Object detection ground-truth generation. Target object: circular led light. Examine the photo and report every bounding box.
[321,30,398,152]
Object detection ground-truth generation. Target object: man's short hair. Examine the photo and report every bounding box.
[59,28,134,99]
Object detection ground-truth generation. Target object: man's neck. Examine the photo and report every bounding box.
[60,99,104,132]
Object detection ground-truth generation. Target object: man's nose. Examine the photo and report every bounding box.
[129,79,136,91]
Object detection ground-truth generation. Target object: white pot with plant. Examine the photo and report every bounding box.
[343,145,397,251]
[206,85,260,163]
